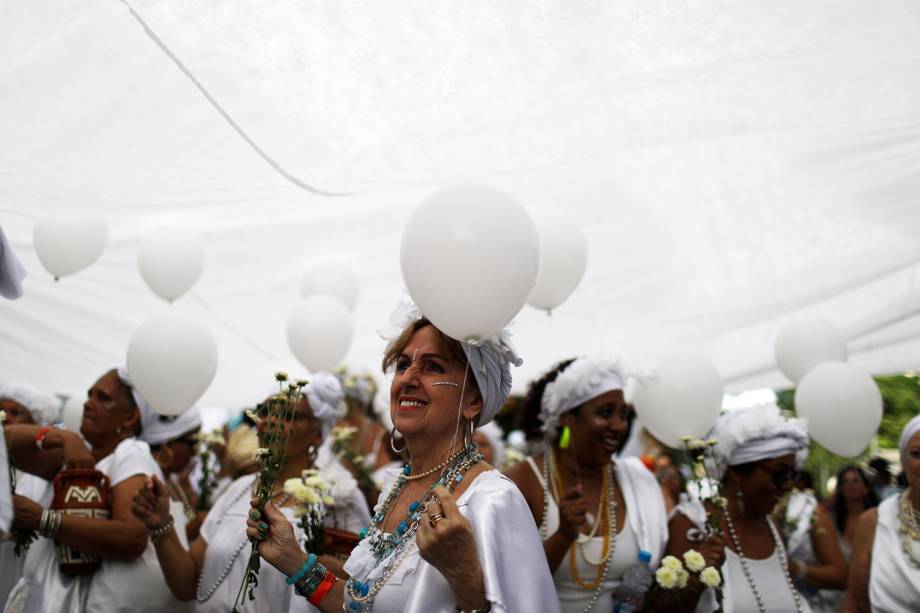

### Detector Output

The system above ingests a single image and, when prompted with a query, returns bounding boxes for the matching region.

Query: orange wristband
[35,426,52,450]
[308,573,337,605]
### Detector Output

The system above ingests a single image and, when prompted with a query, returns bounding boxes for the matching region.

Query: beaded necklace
[723,510,803,613]
[196,480,290,603]
[344,443,482,611]
[897,490,920,570]
[167,476,196,520]
[544,450,618,613]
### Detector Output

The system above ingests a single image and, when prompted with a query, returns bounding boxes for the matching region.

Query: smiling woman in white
[246,306,561,613]
[505,356,669,613]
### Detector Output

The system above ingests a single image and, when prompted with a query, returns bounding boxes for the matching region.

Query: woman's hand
[417,486,487,611]
[43,429,95,469]
[246,498,307,577]
[557,484,587,541]
[131,475,172,530]
[12,495,43,531]
[697,532,726,569]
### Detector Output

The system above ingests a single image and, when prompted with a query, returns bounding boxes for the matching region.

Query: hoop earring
[307,445,317,463]
[390,426,406,454]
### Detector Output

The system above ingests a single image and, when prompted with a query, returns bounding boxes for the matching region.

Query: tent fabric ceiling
[2,0,919,409]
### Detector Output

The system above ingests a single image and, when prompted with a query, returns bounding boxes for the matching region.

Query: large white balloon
[33,215,108,280]
[287,295,353,372]
[632,351,724,448]
[127,314,218,415]
[774,317,847,383]
[795,362,882,457]
[527,208,588,312]
[59,393,83,431]
[137,228,205,302]
[400,185,540,342]
[300,261,359,311]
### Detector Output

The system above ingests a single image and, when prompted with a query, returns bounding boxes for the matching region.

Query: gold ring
[428,512,446,527]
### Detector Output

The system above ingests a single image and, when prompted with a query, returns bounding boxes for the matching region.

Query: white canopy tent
[2,0,919,411]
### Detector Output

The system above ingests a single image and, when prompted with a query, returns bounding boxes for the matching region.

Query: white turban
[140,406,202,446]
[539,357,626,437]
[0,383,58,425]
[476,421,506,467]
[115,367,156,434]
[707,404,809,479]
[900,414,920,465]
[461,328,522,427]
[0,225,26,300]
[340,371,377,408]
[304,372,346,437]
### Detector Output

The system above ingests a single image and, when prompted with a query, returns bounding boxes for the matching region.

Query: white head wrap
[115,367,156,434]
[0,383,59,425]
[339,370,377,409]
[385,299,523,427]
[304,372,347,437]
[140,406,203,446]
[707,403,809,479]
[0,225,26,300]
[476,421,506,467]
[899,414,920,465]
[539,357,626,438]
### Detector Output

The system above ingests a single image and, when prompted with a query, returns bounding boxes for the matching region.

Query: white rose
[683,549,706,572]
[700,566,722,588]
[677,569,689,589]
[661,555,683,571]
[655,567,678,589]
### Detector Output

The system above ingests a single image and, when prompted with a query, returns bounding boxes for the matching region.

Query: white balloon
[795,362,882,457]
[300,261,359,310]
[137,228,205,302]
[400,185,540,342]
[632,351,724,448]
[127,314,218,415]
[287,295,353,372]
[527,209,587,312]
[774,317,847,383]
[33,215,108,279]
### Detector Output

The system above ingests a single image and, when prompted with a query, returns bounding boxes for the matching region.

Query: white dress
[197,461,369,613]
[5,437,192,613]
[343,469,562,613]
[869,494,920,612]
[525,456,667,613]
[0,472,50,608]
[675,499,812,613]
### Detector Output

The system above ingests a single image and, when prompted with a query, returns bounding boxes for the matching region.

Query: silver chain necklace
[723,509,803,613]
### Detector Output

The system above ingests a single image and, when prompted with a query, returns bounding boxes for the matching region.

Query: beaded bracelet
[147,516,175,542]
[286,553,317,585]
[309,572,338,605]
[455,604,492,613]
[295,563,330,600]
[35,426,52,451]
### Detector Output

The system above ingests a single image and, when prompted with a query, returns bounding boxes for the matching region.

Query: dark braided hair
[518,358,577,443]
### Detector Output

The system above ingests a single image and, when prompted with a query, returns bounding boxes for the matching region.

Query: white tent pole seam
[117,0,353,198]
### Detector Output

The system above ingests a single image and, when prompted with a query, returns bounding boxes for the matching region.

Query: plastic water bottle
[612,549,653,613]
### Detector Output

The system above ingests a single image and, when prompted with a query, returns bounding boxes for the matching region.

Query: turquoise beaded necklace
[345,443,482,611]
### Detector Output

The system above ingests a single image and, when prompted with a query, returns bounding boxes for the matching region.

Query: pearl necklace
[723,510,803,613]
[195,481,290,603]
[544,451,618,613]
[403,446,467,481]
[897,490,920,569]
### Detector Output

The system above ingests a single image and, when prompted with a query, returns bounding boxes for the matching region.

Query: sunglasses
[763,464,799,487]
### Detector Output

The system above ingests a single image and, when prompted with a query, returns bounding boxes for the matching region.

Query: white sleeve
[107,439,158,487]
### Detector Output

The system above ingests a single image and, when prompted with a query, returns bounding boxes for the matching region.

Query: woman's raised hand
[246,498,308,577]
[557,484,588,541]
[131,475,172,530]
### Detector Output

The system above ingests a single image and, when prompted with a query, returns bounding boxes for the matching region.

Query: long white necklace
[724,510,803,613]
[195,480,290,602]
